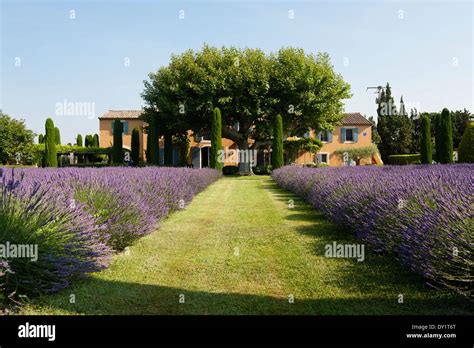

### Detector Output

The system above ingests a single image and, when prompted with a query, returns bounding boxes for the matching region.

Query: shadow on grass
[24,277,472,316]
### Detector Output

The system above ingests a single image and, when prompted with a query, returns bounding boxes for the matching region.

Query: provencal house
[99,110,382,168]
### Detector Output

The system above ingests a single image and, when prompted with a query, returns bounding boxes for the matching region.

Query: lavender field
[272,165,473,297]
[0,167,221,299]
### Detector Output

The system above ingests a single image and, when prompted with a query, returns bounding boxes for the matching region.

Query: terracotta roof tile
[99,110,143,119]
[341,113,372,125]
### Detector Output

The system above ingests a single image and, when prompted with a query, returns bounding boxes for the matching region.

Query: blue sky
[1,0,472,144]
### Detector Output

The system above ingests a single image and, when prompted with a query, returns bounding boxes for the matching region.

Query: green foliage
[253,165,272,175]
[38,134,44,144]
[85,135,94,148]
[44,118,57,167]
[0,112,36,165]
[93,134,99,147]
[222,165,239,175]
[284,137,322,163]
[420,116,432,164]
[147,114,160,165]
[76,134,83,147]
[335,144,379,165]
[142,45,351,175]
[272,114,284,169]
[173,135,190,167]
[387,154,421,165]
[437,108,453,164]
[376,85,414,162]
[112,119,123,164]
[210,108,223,170]
[458,122,474,163]
[131,128,140,164]
[164,133,173,166]
[54,127,61,145]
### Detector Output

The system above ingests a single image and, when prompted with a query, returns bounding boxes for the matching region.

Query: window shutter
[316,153,321,164]
[341,128,346,142]
[112,120,115,133]
[317,132,322,141]
[353,128,359,142]
[328,131,333,143]
[159,148,164,166]
[123,121,128,135]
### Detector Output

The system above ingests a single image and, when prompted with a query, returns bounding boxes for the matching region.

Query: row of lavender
[0,167,220,298]
[272,165,473,297]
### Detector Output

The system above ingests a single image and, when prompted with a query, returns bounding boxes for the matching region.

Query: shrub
[112,120,123,164]
[458,122,474,163]
[437,108,454,164]
[272,114,284,169]
[387,154,420,165]
[0,169,111,297]
[420,116,432,164]
[210,108,223,170]
[253,165,272,175]
[76,134,83,147]
[223,165,239,175]
[54,127,61,145]
[272,165,473,297]
[44,118,57,167]
[0,167,221,299]
[131,128,140,165]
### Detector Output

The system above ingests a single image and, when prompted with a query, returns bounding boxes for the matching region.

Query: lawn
[19,176,471,315]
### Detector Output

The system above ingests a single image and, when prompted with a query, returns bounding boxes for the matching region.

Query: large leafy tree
[142,45,351,174]
[0,111,35,165]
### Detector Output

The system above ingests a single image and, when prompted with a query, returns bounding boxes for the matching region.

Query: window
[316,152,329,165]
[345,128,354,142]
[320,153,328,164]
[320,131,329,142]
[342,127,358,142]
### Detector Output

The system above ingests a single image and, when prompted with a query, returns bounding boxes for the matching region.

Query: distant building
[99,110,382,167]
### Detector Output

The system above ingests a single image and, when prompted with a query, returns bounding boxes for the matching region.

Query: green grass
[19,176,472,315]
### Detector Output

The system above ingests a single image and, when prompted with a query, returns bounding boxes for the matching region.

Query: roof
[341,113,372,126]
[99,110,372,126]
[99,110,143,120]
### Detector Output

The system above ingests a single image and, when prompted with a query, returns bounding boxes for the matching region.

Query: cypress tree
[112,120,123,164]
[76,134,83,147]
[434,113,441,161]
[44,118,57,167]
[54,127,61,145]
[458,122,474,163]
[164,132,173,166]
[93,134,99,147]
[38,134,44,144]
[272,114,284,169]
[437,108,453,163]
[420,116,432,164]
[210,107,223,170]
[148,116,159,165]
[131,127,140,165]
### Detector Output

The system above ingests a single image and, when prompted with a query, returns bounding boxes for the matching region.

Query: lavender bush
[0,167,220,298]
[272,165,473,297]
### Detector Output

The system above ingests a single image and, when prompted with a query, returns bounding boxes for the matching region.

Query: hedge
[387,154,421,165]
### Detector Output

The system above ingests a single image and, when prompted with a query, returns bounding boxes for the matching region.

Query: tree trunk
[237,139,252,175]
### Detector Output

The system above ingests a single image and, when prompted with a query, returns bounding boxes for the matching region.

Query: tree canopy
[0,111,36,165]
[142,45,351,173]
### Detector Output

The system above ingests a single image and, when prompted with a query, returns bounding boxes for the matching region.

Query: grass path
[21,176,471,315]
